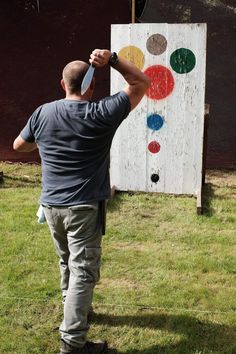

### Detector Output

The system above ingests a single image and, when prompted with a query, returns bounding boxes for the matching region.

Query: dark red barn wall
[1,0,235,169]
[0,0,131,162]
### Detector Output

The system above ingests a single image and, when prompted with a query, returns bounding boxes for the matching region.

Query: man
[13,49,150,354]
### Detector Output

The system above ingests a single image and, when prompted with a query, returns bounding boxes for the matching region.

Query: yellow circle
[118,46,145,70]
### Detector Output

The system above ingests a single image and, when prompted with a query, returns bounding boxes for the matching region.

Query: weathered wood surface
[110,23,207,195]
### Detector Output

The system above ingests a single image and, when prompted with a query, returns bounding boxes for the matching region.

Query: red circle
[148,141,161,154]
[144,65,175,100]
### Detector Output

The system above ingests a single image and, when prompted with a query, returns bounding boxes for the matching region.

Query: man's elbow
[144,75,151,90]
[139,76,151,98]
[13,138,21,151]
[13,136,37,152]
[13,144,25,152]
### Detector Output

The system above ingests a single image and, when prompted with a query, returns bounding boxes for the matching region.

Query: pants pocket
[84,247,101,283]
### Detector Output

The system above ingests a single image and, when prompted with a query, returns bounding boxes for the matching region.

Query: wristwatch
[108,52,118,66]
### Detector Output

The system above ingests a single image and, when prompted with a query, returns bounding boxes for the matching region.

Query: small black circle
[151,174,159,183]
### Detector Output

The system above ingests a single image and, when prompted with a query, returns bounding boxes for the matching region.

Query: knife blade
[81,65,95,95]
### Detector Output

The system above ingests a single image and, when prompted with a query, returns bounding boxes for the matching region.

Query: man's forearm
[113,56,150,89]
[112,55,151,110]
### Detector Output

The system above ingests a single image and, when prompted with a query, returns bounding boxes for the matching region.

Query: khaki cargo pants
[43,202,102,348]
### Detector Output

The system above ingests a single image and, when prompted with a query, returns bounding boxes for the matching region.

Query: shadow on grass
[107,192,126,213]
[92,312,236,353]
[0,173,41,188]
[202,183,215,216]
[202,181,236,217]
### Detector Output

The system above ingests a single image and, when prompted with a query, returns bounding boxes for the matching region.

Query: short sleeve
[20,106,42,142]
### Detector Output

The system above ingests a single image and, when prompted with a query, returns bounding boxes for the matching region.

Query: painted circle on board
[144,65,174,100]
[118,45,145,70]
[148,140,161,154]
[170,48,196,74]
[147,114,164,131]
[146,33,167,55]
[151,173,160,183]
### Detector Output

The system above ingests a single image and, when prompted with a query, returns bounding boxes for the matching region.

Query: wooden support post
[202,104,210,186]
[197,103,210,215]
[196,189,202,215]
[132,0,136,23]
[110,185,116,200]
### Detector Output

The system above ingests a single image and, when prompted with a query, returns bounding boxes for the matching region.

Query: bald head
[62,61,89,94]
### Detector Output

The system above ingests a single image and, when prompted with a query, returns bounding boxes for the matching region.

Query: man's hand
[89,49,111,68]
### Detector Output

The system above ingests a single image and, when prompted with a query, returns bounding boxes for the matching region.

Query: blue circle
[147,114,164,131]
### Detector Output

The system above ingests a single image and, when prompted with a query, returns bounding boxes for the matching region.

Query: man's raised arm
[89,49,151,111]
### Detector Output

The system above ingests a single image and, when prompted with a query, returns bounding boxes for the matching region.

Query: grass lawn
[0,162,235,353]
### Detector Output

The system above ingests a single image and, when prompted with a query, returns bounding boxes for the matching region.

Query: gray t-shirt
[20,91,130,205]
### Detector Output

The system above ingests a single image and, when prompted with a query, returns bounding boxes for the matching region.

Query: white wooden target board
[110,23,207,196]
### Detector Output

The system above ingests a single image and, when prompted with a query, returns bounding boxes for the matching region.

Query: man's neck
[65,92,92,101]
[65,94,84,101]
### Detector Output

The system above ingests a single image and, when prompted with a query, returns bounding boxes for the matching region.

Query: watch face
[109,52,118,65]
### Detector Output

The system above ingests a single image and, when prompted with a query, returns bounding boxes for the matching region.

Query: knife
[81,65,95,95]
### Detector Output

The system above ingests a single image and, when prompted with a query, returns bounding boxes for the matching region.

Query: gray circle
[146,34,167,55]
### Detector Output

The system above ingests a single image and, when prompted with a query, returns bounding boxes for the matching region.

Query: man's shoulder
[99,91,129,104]
[87,91,131,126]
[41,99,62,110]
[94,91,130,112]
[29,100,63,124]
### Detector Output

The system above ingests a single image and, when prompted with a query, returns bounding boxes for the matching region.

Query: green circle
[170,48,196,74]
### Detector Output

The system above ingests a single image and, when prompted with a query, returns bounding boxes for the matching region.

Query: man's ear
[61,79,66,92]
